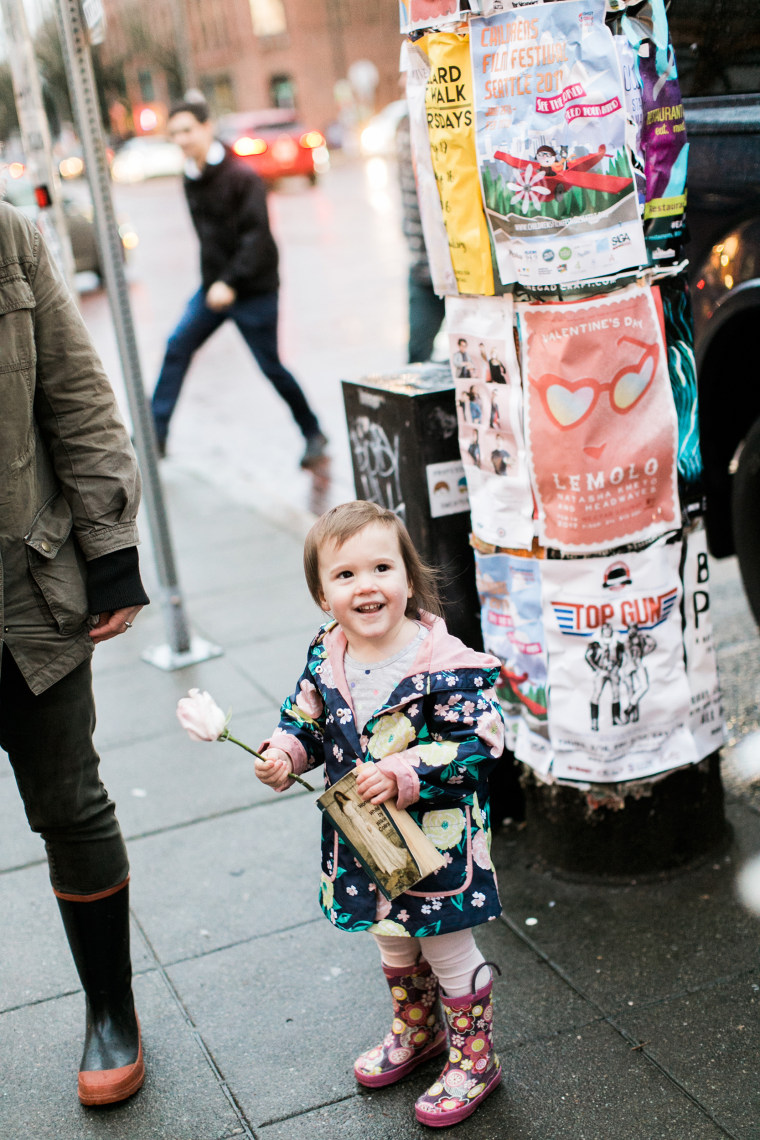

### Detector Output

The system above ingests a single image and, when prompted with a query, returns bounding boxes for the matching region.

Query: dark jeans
[408,273,447,364]
[152,287,320,445]
[0,648,128,895]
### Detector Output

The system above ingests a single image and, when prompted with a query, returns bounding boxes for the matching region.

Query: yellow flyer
[419,32,495,296]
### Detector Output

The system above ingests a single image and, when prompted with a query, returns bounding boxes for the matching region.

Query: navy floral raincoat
[266,613,505,938]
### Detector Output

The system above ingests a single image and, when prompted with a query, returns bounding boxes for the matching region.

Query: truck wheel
[731,414,760,628]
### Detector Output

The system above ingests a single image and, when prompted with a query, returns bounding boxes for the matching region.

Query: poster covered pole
[397,0,727,876]
[52,0,221,670]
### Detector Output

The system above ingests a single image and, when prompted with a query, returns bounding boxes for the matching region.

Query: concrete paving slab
[187,577,322,650]
[492,802,760,1011]
[0,970,245,1140]
[127,792,323,963]
[368,1019,729,1140]
[150,464,302,554]
[164,919,463,1130]
[474,917,596,1045]
[92,653,273,752]
[167,915,596,1134]
[618,974,760,1139]
[97,708,283,839]
[169,921,729,1140]
[0,863,154,1010]
[226,629,323,708]
[163,529,306,601]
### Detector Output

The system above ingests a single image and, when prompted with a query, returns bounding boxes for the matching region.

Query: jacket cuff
[375,753,421,810]
[86,547,150,613]
[262,730,309,774]
[77,521,141,560]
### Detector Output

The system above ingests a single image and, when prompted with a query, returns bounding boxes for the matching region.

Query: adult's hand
[206,281,237,311]
[89,605,144,644]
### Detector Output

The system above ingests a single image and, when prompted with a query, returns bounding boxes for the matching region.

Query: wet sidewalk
[1,461,759,1140]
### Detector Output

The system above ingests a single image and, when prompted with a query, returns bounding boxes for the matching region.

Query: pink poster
[399,0,464,34]
[519,285,679,552]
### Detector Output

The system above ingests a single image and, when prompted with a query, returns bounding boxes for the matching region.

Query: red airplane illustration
[493,145,632,198]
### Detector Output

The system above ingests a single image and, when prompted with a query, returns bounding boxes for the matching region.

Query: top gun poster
[470,0,646,285]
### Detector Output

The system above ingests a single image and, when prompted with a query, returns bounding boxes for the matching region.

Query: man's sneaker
[300,432,328,469]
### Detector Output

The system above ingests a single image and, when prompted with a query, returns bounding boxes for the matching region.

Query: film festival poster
[470,0,646,286]
[446,294,535,548]
[518,284,680,553]
[540,542,698,784]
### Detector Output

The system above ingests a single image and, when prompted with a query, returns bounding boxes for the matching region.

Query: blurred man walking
[152,99,328,467]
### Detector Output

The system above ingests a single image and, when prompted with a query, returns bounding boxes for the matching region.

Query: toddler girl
[255,500,505,1128]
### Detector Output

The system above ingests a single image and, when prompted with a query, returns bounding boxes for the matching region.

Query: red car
[216,109,327,185]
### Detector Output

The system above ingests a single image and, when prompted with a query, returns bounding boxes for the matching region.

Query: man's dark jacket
[183,147,279,296]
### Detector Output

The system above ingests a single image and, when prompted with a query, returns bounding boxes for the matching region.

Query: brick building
[102,0,402,137]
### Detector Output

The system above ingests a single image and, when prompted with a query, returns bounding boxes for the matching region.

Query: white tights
[373,929,487,998]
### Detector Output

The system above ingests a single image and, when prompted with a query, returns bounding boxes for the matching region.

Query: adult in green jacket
[0,201,149,1105]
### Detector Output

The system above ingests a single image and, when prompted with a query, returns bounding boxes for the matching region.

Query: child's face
[317,522,414,661]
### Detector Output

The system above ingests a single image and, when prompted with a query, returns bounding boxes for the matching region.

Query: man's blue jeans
[152,288,320,446]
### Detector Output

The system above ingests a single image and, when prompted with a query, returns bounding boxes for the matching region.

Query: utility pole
[52,0,221,670]
[0,0,76,290]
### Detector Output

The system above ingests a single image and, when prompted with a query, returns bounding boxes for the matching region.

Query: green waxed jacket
[0,202,142,693]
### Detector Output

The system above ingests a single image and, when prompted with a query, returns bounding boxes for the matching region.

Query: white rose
[176,689,226,741]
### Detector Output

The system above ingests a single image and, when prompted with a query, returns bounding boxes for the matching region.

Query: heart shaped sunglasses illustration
[532,337,660,430]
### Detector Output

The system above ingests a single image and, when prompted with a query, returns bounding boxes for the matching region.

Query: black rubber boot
[56,880,144,1105]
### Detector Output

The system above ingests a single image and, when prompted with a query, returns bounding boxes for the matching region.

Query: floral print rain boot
[354,958,447,1088]
[414,963,501,1128]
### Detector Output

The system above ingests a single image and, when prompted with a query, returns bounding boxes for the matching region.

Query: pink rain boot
[415,962,502,1128]
[354,958,447,1088]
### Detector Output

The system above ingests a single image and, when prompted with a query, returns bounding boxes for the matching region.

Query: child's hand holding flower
[254,747,294,791]
[176,689,313,790]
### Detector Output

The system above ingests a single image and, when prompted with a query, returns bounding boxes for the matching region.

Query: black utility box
[342,364,482,650]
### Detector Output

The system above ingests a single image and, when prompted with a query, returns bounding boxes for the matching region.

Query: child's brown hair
[304,500,443,619]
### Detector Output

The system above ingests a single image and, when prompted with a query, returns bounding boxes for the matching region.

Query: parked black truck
[669,0,760,620]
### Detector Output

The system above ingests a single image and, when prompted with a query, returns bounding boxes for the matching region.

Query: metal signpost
[52,0,221,670]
